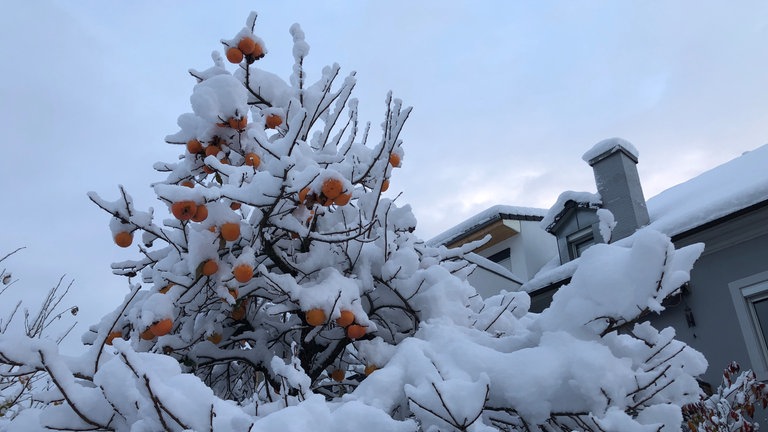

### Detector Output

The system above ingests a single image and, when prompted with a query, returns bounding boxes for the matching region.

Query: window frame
[487,248,511,268]
[729,270,768,380]
[567,227,595,260]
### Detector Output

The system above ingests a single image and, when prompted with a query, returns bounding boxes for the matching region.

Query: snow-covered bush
[683,362,768,432]
[0,13,711,431]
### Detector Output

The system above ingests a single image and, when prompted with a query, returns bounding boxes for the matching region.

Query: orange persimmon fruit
[335,310,355,327]
[364,364,378,375]
[250,42,264,59]
[226,46,244,63]
[186,139,203,154]
[230,201,242,210]
[334,192,352,206]
[220,222,240,242]
[381,179,390,192]
[233,264,253,283]
[150,318,173,337]
[231,303,246,320]
[244,153,260,168]
[207,333,223,344]
[346,324,366,340]
[298,187,311,203]
[202,259,219,276]
[265,114,282,129]
[114,231,133,248]
[140,328,155,340]
[159,283,174,294]
[305,308,326,327]
[389,153,401,168]
[191,204,208,222]
[321,178,344,200]
[171,201,198,220]
[331,369,345,382]
[238,37,257,55]
[228,116,247,130]
[205,145,221,157]
[105,331,122,345]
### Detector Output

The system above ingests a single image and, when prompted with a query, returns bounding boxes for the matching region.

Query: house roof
[428,205,547,247]
[645,144,768,238]
[523,143,768,293]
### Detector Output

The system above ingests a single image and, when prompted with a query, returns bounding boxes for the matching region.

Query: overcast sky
[2,1,767,346]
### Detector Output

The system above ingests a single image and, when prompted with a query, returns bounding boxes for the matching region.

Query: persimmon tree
[83,11,420,400]
[0,13,714,432]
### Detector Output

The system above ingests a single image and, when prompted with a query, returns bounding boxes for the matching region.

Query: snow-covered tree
[85,11,415,401]
[0,248,77,422]
[0,13,711,431]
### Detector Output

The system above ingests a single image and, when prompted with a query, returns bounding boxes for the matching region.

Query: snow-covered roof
[646,144,768,238]
[540,191,601,231]
[581,137,640,164]
[524,143,768,293]
[428,205,548,246]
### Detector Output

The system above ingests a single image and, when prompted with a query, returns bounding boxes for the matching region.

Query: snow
[189,74,249,124]
[522,257,580,293]
[428,204,548,247]
[581,136,640,164]
[596,208,616,242]
[646,143,768,237]
[537,229,704,333]
[464,252,525,285]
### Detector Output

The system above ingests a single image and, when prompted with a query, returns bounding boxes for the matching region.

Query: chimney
[582,138,650,241]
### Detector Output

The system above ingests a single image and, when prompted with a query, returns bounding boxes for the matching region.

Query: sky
[1,1,767,348]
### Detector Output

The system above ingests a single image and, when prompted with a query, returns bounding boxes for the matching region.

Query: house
[432,138,768,388]
[427,205,557,299]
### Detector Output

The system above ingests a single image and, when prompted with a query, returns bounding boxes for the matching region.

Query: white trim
[729,270,768,380]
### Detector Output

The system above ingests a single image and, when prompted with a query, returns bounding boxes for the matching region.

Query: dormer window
[567,227,595,259]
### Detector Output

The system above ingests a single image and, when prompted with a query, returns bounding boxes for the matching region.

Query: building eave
[429,206,545,247]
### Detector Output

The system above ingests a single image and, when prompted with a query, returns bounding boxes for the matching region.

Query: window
[567,227,595,260]
[487,248,511,269]
[729,271,768,380]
